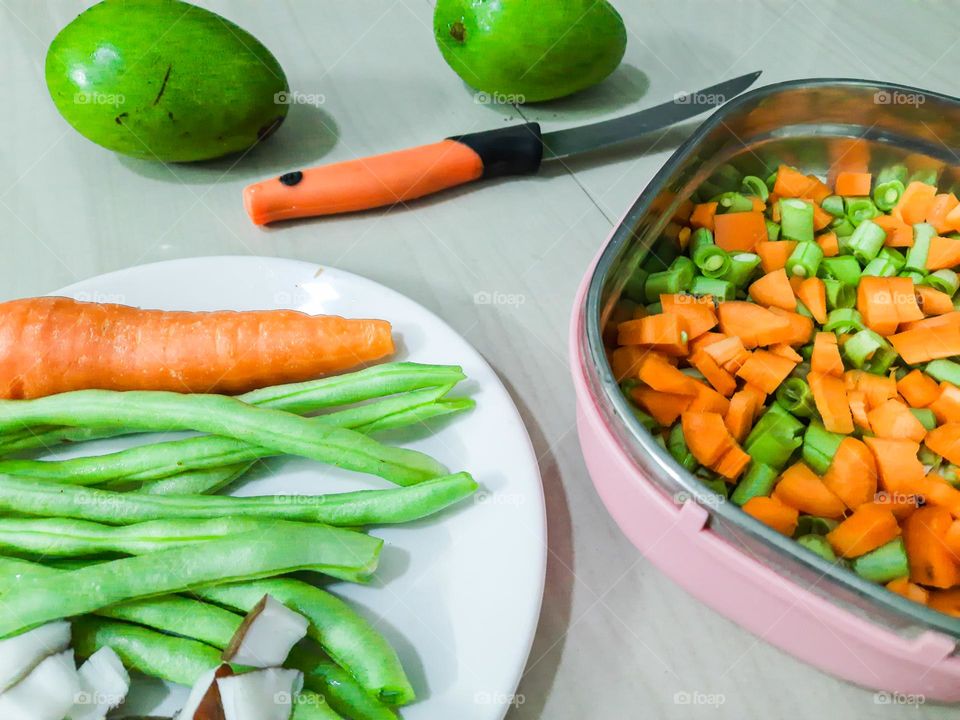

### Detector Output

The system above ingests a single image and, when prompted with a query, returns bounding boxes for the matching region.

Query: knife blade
[243,71,761,225]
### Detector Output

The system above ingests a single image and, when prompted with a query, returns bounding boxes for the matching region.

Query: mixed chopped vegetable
[610,161,960,617]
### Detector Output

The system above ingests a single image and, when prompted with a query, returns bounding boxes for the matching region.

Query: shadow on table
[495,376,575,720]
[115,102,340,185]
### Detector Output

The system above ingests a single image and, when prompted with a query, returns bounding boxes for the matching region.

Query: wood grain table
[1,1,957,718]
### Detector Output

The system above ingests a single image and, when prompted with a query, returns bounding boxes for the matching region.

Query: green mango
[433,0,627,103]
[45,0,289,162]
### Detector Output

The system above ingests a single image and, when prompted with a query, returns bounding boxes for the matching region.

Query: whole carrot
[0,296,394,398]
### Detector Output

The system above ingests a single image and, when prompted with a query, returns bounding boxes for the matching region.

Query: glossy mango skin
[45,0,289,162]
[433,0,627,103]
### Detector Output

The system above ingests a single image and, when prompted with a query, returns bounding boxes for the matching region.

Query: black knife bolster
[448,123,543,178]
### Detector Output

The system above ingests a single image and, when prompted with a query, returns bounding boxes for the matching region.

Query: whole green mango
[434,0,627,103]
[45,0,289,162]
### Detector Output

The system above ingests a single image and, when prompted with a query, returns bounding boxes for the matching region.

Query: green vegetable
[905,223,936,272]
[0,521,382,637]
[820,255,862,287]
[819,195,845,217]
[920,269,959,296]
[785,241,823,278]
[861,257,897,278]
[802,421,844,475]
[743,404,803,470]
[795,516,838,536]
[823,308,865,334]
[797,534,838,562]
[925,359,960,386]
[910,407,937,431]
[690,275,736,300]
[740,175,769,201]
[851,538,909,583]
[730,462,777,505]
[289,648,399,720]
[848,219,886,264]
[45,0,289,162]
[667,424,698,471]
[843,329,888,370]
[780,198,815,242]
[714,192,754,214]
[433,0,626,102]
[0,473,477,527]
[775,377,817,418]
[873,180,905,212]
[823,279,855,310]
[140,462,256,496]
[844,197,879,226]
[0,390,447,486]
[720,252,761,287]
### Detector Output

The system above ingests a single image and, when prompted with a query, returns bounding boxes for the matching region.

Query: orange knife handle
[243,123,543,224]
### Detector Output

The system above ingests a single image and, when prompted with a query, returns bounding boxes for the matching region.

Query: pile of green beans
[0,361,480,716]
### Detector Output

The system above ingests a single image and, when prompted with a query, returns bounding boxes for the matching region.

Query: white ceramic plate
[53,256,546,720]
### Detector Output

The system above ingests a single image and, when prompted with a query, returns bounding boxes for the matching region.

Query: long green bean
[138,461,256,495]
[0,523,382,637]
[72,618,343,720]
[0,362,465,456]
[197,578,414,705]
[0,390,446,486]
[288,647,399,720]
[0,472,477,527]
[0,517,378,577]
[141,398,474,496]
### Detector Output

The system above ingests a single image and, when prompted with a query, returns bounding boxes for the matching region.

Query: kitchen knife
[243,71,761,225]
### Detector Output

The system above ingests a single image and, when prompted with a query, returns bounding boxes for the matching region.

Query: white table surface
[1,1,958,718]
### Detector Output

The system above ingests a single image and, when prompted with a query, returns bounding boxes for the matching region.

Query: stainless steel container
[570,79,960,700]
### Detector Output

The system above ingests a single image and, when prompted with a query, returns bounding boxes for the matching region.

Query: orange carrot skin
[0,297,394,398]
[742,496,799,536]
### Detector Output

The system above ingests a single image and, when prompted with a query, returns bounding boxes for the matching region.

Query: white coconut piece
[222,595,309,668]
[0,620,72,692]
[217,667,303,720]
[0,649,81,720]
[67,646,130,720]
